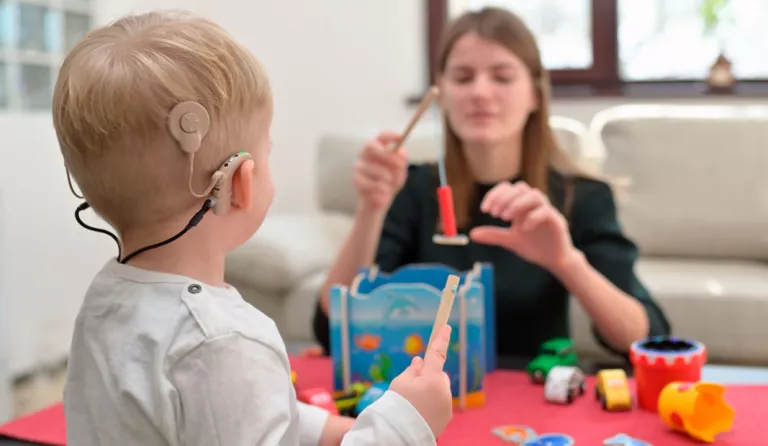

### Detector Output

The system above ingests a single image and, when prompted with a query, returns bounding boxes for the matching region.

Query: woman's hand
[469,181,579,274]
[353,132,408,212]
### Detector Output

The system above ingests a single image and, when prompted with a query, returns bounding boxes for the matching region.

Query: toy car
[526,338,578,384]
[544,366,585,404]
[595,369,632,411]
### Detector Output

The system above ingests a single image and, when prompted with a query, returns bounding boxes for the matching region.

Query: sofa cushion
[571,257,768,364]
[316,124,441,216]
[226,213,353,295]
[317,116,589,216]
[593,104,768,260]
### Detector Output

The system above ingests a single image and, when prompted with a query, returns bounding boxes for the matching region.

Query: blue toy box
[329,262,495,408]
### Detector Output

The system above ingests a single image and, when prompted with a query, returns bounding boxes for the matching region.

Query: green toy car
[526,338,578,384]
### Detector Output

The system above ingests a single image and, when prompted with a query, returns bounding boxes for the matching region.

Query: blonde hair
[53,10,272,233]
[437,7,601,228]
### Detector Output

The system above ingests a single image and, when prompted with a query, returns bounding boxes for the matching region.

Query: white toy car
[544,365,586,404]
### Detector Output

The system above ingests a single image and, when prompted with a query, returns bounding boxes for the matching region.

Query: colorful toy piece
[595,369,632,411]
[297,388,339,415]
[290,370,297,386]
[355,381,389,415]
[432,183,469,246]
[544,365,585,404]
[657,381,734,443]
[603,433,653,445]
[526,338,578,383]
[333,382,369,416]
[491,425,537,443]
[522,433,575,446]
[629,336,706,412]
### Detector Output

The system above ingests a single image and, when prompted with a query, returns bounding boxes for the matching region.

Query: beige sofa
[572,104,768,365]
[226,107,768,365]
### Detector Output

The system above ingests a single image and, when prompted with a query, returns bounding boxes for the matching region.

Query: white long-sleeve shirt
[65,260,434,445]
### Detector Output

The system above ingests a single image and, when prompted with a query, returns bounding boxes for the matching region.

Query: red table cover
[290,356,766,446]
[1,356,765,445]
[0,404,65,445]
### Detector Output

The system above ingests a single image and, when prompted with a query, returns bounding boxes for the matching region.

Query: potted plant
[699,0,735,91]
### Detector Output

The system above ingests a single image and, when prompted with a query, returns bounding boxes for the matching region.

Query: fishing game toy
[393,86,468,246]
[328,262,495,409]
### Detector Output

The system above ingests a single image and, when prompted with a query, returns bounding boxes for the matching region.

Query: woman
[312,7,670,358]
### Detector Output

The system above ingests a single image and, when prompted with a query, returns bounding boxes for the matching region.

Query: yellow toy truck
[595,369,632,411]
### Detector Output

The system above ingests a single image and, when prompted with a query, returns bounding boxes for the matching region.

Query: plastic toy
[526,338,578,383]
[332,382,369,416]
[603,433,653,445]
[595,369,632,411]
[658,381,734,443]
[290,370,296,386]
[629,336,706,412]
[297,388,339,415]
[299,382,377,417]
[355,381,389,415]
[329,262,495,410]
[521,433,575,446]
[544,366,585,404]
[491,425,537,443]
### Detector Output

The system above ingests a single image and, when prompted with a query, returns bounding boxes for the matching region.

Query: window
[618,0,768,81]
[426,0,768,96]
[455,0,594,70]
[0,0,94,111]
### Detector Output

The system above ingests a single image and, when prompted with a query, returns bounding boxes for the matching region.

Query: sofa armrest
[226,212,353,295]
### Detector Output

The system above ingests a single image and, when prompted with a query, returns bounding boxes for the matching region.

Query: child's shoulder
[83,260,284,357]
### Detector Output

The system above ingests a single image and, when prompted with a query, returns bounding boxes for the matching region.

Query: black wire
[75,202,122,260]
[74,199,215,264]
[119,199,214,263]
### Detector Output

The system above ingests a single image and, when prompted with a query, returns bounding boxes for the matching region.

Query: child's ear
[231,159,255,212]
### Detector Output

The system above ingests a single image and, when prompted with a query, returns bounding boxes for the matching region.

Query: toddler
[54,10,452,446]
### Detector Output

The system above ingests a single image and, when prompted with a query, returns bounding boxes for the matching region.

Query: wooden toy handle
[437,185,457,237]
[428,274,460,349]
[391,86,439,152]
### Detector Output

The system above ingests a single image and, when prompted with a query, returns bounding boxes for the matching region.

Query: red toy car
[297,388,339,415]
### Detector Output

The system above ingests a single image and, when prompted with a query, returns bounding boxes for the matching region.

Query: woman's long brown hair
[437,7,565,229]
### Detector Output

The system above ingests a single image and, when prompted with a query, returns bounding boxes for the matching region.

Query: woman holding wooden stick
[312,7,670,358]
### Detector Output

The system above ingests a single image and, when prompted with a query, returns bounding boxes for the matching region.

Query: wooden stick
[340,287,351,390]
[428,274,460,349]
[459,285,467,409]
[391,85,440,152]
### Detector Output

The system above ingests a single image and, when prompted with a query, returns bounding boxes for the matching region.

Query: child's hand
[388,325,453,438]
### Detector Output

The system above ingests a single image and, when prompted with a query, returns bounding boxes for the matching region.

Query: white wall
[1,0,767,384]
[207,0,427,213]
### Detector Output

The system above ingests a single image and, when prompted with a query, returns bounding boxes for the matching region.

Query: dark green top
[313,164,670,357]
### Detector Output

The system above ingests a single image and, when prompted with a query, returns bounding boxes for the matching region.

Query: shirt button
[188,284,202,294]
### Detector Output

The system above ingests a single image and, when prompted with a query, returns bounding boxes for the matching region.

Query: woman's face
[439,32,538,146]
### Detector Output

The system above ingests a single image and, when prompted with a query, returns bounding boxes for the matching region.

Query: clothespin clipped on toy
[391,86,468,247]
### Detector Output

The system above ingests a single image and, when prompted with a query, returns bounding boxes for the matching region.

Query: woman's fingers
[481,181,527,219]
[500,189,547,222]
